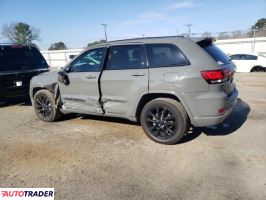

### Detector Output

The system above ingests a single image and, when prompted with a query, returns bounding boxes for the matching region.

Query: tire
[140,98,190,145]
[33,89,62,122]
[251,66,266,72]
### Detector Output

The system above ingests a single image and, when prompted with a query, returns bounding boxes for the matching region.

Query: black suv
[0,44,48,99]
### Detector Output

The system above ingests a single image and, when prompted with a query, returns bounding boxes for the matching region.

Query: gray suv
[30,36,238,144]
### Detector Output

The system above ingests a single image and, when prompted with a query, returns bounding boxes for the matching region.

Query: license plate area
[15,81,23,87]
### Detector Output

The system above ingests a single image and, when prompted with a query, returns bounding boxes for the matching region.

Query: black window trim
[105,44,148,70]
[67,47,107,73]
[144,43,190,68]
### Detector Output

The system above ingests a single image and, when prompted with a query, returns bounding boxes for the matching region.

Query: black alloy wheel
[140,98,189,145]
[145,106,178,140]
[33,89,62,122]
[35,93,53,120]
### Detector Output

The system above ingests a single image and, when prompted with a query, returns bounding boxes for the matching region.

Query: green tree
[48,42,67,50]
[87,39,106,48]
[2,22,40,45]
[252,18,266,30]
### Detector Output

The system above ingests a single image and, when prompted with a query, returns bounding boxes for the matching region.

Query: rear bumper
[0,69,48,99]
[192,105,234,127]
[0,86,30,98]
[188,89,238,127]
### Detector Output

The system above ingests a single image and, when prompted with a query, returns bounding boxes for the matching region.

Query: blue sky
[0,0,265,50]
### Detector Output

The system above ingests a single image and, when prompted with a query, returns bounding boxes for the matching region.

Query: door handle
[86,75,96,79]
[131,73,145,77]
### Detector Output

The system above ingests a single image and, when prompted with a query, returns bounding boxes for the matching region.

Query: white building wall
[41,49,84,68]
[215,37,266,55]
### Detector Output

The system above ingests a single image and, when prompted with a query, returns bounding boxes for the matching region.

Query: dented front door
[59,48,106,114]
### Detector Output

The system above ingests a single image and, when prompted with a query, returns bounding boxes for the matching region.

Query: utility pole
[252,28,257,53]
[101,24,108,42]
[140,34,145,38]
[185,24,193,37]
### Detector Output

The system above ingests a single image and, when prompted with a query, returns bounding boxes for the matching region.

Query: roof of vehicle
[0,43,37,48]
[108,36,208,44]
[87,36,212,49]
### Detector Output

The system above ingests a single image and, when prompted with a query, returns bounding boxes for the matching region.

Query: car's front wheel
[33,89,62,122]
[140,98,190,145]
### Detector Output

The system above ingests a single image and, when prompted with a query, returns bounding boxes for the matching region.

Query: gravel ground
[0,73,265,200]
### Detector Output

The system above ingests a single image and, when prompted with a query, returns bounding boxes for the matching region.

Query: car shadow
[59,113,139,125]
[58,98,250,144]
[179,98,250,143]
[0,97,32,108]
[179,127,203,144]
[81,114,139,125]
[202,98,250,136]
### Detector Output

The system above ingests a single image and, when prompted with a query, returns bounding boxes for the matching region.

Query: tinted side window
[70,48,106,72]
[230,55,240,60]
[198,40,231,65]
[108,45,144,70]
[244,55,257,60]
[145,44,188,68]
[238,54,246,60]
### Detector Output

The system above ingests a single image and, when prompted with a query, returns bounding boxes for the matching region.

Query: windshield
[0,46,48,71]
[198,40,231,65]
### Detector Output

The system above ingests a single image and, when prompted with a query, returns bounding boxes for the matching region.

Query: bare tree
[2,22,40,45]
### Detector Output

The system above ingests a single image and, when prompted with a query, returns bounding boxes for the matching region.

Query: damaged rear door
[100,44,148,116]
[58,47,106,114]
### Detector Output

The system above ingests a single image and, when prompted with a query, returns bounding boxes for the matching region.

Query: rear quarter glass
[197,40,231,66]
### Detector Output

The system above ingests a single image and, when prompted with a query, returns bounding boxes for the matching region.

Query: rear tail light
[218,108,225,115]
[201,68,233,84]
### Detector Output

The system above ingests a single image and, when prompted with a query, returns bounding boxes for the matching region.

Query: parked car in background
[0,44,48,99]
[229,53,266,72]
[30,37,238,144]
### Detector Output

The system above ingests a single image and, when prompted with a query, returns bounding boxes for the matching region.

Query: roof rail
[108,35,185,43]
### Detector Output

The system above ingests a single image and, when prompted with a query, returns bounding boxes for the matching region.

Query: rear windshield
[0,46,48,71]
[198,40,231,65]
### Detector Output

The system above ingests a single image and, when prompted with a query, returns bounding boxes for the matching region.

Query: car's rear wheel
[250,66,266,72]
[34,89,62,122]
[140,98,190,145]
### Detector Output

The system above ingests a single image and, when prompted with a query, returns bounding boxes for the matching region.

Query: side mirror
[58,71,70,85]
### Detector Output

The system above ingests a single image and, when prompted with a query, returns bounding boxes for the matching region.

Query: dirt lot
[0,73,265,200]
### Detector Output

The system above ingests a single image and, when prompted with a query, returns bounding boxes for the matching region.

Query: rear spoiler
[197,38,216,47]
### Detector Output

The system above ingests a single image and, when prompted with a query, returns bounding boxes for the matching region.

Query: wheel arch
[31,83,61,107]
[134,92,193,123]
